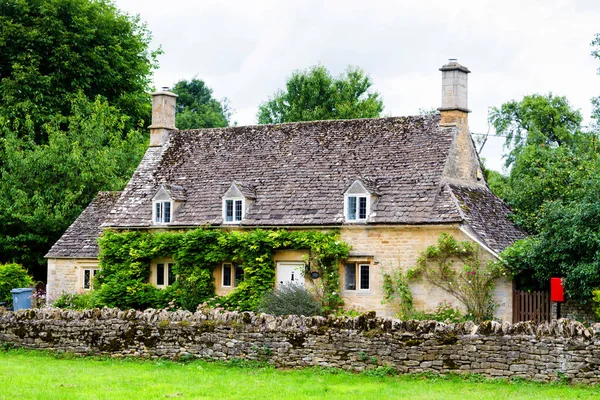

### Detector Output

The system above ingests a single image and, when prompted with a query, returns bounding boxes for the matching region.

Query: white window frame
[343,262,370,291]
[344,194,370,222]
[82,268,100,290]
[221,262,244,288]
[222,197,245,224]
[153,200,173,224]
[152,261,175,289]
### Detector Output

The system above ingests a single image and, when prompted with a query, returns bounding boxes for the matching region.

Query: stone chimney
[438,60,483,184]
[149,88,177,147]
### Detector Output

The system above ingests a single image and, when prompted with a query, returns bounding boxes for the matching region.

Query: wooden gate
[512,290,551,324]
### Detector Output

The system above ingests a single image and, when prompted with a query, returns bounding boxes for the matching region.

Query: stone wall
[1,308,599,384]
[552,300,596,325]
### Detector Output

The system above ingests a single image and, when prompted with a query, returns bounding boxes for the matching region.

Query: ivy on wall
[96,228,349,312]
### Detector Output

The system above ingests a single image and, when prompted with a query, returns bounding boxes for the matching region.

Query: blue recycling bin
[11,288,33,311]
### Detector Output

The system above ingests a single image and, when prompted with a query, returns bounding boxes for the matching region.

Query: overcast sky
[114,0,600,172]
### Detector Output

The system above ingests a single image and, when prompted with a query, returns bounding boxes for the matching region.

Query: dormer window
[154,200,172,224]
[222,182,254,224]
[224,198,244,223]
[344,179,376,222]
[152,184,186,225]
[347,195,368,221]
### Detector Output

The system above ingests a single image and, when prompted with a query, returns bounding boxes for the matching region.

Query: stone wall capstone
[1,307,600,384]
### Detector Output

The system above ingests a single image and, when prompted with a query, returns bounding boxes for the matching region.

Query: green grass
[1,348,599,399]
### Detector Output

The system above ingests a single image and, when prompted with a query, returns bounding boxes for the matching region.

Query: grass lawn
[1,348,599,399]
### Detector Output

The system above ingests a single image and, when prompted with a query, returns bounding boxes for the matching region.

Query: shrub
[0,263,34,306]
[411,301,467,323]
[53,292,99,310]
[258,283,322,316]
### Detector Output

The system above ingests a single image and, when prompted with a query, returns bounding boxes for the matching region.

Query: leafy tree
[0,95,146,278]
[0,0,159,138]
[489,93,583,167]
[171,78,231,129]
[501,198,600,301]
[257,65,384,124]
[488,93,597,233]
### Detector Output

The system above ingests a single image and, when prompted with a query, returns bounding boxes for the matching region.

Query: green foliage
[0,0,159,137]
[489,93,583,168]
[257,65,384,124]
[0,263,33,305]
[488,93,600,234]
[258,283,322,316]
[0,96,146,277]
[52,291,99,310]
[591,289,600,321]
[500,199,600,301]
[171,78,231,129]
[411,233,507,322]
[96,228,349,312]
[410,300,467,323]
[382,268,414,319]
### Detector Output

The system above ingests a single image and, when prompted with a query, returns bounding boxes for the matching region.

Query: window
[223,198,244,223]
[346,195,368,221]
[154,201,172,224]
[222,263,244,287]
[83,268,99,290]
[344,263,370,290]
[155,262,175,287]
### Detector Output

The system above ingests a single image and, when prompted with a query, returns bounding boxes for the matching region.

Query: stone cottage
[46,60,524,320]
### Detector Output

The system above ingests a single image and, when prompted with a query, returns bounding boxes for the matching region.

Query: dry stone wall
[1,308,600,384]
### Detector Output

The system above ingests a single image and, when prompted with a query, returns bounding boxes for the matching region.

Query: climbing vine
[381,268,414,319]
[410,233,508,322]
[96,228,349,312]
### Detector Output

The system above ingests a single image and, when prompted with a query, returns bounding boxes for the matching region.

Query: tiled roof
[104,115,463,227]
[47,115,525,258]
[449,184,526,254]
[45,191,122,258]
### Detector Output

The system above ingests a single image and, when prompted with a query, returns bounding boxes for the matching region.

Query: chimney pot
[438,59,471,113]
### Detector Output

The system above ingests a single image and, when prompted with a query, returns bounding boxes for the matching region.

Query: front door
[276,262,305,287]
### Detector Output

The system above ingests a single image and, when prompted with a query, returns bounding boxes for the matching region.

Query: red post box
[550,277,565,302]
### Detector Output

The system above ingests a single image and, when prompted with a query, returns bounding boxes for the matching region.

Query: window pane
[157,263,165,286]
[345,263,356,290]
[163,202,171,223]
[223,263,232,286]
[347,197,357,220]
[155,202,162,223]
[93,269,99,276]
[234,264,244,287]
[358,197,367,220]
[84,269,91,289]
[225,200,233,222]
[235,200,243,221]
[167,263,175,285]
[360,264,370,290]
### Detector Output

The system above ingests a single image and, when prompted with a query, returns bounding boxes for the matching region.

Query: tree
[0,0,159,138]
[488,93,596,233]
[171,79,231,129]
[489,93,583,167]
[501,198,600,301]
[0,95,146,279]
[257,65,384,124]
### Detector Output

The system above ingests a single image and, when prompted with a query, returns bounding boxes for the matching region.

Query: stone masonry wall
[1,308,600,384]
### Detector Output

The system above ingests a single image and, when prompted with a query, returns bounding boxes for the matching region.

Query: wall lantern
[310,271,320,279]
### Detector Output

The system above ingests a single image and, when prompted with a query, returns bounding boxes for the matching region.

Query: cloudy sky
[114,0,600,172]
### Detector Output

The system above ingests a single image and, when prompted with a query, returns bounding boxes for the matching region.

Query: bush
[53,292,99,310]
[0,263,34,306]
[258,283,322,316]
[411,301,467,323]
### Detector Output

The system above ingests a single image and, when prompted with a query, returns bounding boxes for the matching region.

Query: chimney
[438,59,470,124]
[149,88,177,147]
[438,60,483,184]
